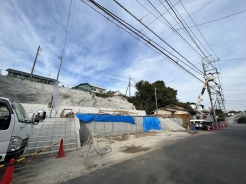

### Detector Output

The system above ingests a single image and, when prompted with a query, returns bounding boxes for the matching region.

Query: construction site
[1,0,245,183]
[0,73,198,184]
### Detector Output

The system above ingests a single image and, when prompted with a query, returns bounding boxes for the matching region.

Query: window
[0,103,11,130]
[12,101,29,122]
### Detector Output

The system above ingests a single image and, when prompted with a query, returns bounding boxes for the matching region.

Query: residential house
[154,106,190,123]
[113,90,122,96]
[6,68,56,85]
[72,83,106,93]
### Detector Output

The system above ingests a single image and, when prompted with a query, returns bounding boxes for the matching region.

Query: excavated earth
[0,75,135,110]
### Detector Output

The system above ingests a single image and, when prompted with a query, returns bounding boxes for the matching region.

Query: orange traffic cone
[56,139,66,158]
[216,124,219,130]
[1,158,14,184]
[207,126,210,131]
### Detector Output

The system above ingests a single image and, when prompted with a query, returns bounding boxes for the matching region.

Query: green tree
[238,116,246,124]
[215,109,225,120]
[128,80,178,114]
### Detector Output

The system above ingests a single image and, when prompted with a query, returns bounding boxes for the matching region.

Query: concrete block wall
[79,117,185,141]
[79,117,143,141]
[25,117,80,155]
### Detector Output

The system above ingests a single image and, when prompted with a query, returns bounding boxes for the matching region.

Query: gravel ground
[2,131,196,184]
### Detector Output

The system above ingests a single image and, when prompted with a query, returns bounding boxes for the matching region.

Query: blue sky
[0,0,246,111]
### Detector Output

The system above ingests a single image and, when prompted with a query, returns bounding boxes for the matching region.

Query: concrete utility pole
[202,60,218,126]
[30,45,41,79]
[125,77,131,97]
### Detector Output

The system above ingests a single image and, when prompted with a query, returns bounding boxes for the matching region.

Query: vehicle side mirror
[34,110,46,124]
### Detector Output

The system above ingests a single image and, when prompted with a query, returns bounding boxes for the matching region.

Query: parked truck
[190,75,215,130]
[0,97,45,163]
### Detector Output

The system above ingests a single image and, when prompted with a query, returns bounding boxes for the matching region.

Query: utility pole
[202,60,218,126]
[49,56,62,118]
[155,88,158,116]
[30,45,41,79]
[125,77,131,97]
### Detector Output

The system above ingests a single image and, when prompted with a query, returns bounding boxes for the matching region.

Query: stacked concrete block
[79,116,144,142]
[25,118,80,155]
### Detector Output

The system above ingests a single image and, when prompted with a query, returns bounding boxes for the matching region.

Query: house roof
[74,83,106,90]
[6,68,56,82]
[159,107,188,112]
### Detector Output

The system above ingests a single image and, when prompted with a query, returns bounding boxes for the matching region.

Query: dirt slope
[0,75,135,110]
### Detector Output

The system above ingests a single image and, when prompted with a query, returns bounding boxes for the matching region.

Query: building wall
[8,71,54,85]
[79,84,92,91]
[154,110,172,117]
[173,114,190,124]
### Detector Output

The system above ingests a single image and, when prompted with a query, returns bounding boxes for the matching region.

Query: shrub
[238,116,246,124]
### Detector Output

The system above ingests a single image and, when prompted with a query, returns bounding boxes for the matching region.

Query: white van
[0,97,45,163]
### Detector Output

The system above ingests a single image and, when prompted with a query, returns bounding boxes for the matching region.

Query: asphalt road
[63,124,246,184]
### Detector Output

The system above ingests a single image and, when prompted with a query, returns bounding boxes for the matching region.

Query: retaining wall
[79,117,185,141]
[79,117,143,141]
[24,113,184,154]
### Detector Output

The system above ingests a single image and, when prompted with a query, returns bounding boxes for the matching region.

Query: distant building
[154,106,189,117]
[72,83,106,93]
[6,68,56,85]
[226,110,240,117]
[113,90,122,96]
[153,106,190,123]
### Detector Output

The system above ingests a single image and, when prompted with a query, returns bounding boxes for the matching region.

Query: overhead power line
[180,1,219,60]
[151,0,216,40]
[82,0,204,82]
[113,0,204,76]
[136,0,180,31]
[164,0,209,61]
[148,0,208,63]
[177,8,246,30]
[61,0,72,57]
[57,0,72,82]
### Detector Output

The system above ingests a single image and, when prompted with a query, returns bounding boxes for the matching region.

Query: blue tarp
[76,114,135,124]
[143,117,162,132]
